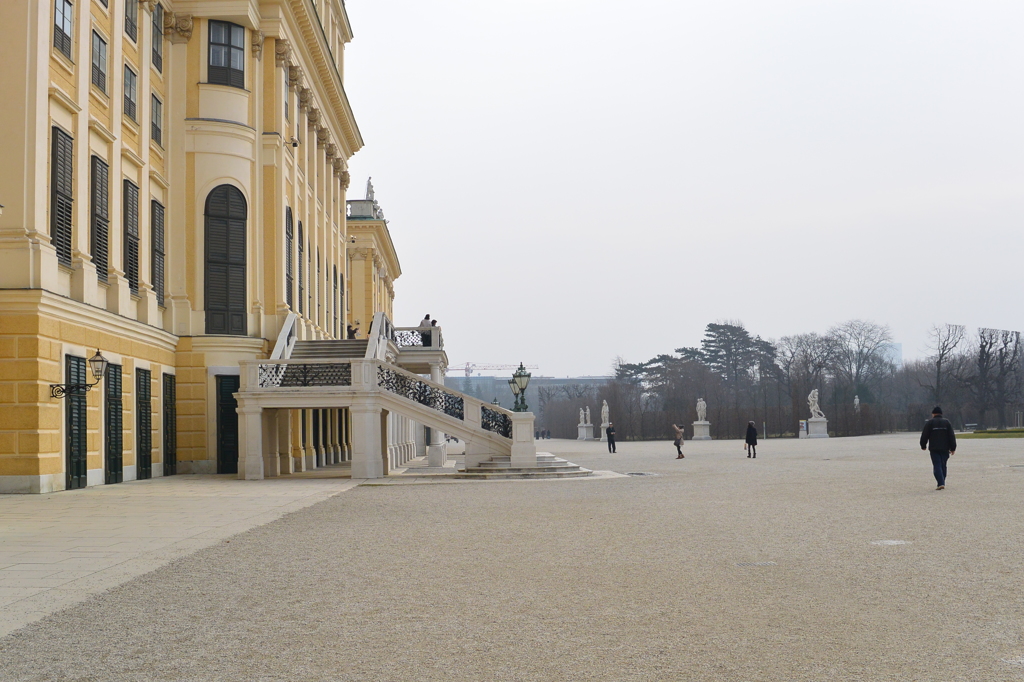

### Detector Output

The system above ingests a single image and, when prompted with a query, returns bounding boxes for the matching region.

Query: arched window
[205,185,247,335]
[285,207,294,309]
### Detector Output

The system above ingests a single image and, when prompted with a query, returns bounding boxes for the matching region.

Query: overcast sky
[343,0,1024,378]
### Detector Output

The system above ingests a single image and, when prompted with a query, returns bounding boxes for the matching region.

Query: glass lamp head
[88,350,109,382]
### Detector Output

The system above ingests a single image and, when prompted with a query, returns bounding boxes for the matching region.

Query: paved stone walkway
[1,433,1022,681]
[0,470,362,637]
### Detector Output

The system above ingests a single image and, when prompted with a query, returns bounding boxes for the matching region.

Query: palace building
[0,0,538,493]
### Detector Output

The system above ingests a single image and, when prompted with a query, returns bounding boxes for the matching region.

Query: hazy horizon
[343,0,1024,378]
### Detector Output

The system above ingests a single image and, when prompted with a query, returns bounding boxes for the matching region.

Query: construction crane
[448,363,539,378]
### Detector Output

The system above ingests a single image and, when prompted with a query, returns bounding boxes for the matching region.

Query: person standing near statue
[671,424,685,458]
[920,406,956,490]
[745,421,758,458]
[606,422,616,453]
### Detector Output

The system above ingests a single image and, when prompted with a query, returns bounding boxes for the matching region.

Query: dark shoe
[747,454,751,458]
[936,485,945,490]
[676,455,684,459]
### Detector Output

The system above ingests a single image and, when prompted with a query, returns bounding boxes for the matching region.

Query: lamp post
[51,349,109,399]
[511,362,532,412]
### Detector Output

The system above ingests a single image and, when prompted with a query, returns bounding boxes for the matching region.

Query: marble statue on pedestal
[578,406,594,441]
[692,397,711,440]
[854,395,860,412]
[600,400,610,442]
[808,389,825,419]
[807,389,829,438]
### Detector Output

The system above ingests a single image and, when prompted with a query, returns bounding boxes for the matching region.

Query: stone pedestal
[692,421,711,440]
[577,424,594,440]
[807,417,829,438]
[426,444,447,467]
[600,422,610,442]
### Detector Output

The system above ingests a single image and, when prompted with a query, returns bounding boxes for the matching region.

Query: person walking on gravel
[920,406,956,490]
[606,422,616,453]
[672,424,685,458]
[745,421,758,458]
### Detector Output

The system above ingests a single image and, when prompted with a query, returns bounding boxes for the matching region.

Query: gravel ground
[1,433,1023,681]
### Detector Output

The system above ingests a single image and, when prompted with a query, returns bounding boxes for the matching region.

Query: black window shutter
[50,128,73,267]
[123,181,139,294]
[297,222,304,314]
[91,156,110,282]
[152,4,163,72]
[163,373,176,475]
[205,185,247,335]
[151,201,165,306]
[285,208,294,309]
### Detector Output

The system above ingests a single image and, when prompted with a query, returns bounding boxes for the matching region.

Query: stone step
[472,465,582,472]
[291,340,368,359]
[453,468,593,480]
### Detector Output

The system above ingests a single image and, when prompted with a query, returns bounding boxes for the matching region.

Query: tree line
[538,320,1023,440]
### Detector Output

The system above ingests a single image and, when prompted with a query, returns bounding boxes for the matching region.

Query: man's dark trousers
[607,437,615,453]
[930,451,950,486]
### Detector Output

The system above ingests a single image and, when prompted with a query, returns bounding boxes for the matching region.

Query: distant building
[882,343,903,366]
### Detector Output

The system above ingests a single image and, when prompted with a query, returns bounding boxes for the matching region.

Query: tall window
[204,185,247,335]
[297,222,304,314]
[208,21,245,88]
[136,369,152,480]
[50,128,74,267]
[123,180,139,294]
[125,0,138,41]
[151,95,162,145]
[91,32,107,92]
[317,251,321,325]
[333,266,338,337]
[54,0,73,59]
[285,208,294,309]
[152,3,164,72]
[123,66,138,121]
[151,200,165,306]
[285,81,290,121]
[90,156,109,282]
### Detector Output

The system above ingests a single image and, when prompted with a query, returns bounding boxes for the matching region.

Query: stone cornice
[287,0,363,155]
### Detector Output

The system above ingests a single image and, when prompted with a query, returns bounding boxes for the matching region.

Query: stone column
[236,404,264,480]
[277,409,292,474]
[262,409,280,477]
[350,404,383,478]
[425,363,447,466]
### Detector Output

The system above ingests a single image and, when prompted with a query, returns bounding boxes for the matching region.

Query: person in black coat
[605,422,616,453]
[921,406,957,489]
[745,421,758,458]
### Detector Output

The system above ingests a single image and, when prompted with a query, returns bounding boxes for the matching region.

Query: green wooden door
[136,369,152,480]
[105,364,123,484]
[216,375,240,474]
[65,355,88,490]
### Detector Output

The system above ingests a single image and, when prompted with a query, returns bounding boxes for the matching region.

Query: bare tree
[829,319,894,388]
[920,323,965,404]
[559,383,592,400]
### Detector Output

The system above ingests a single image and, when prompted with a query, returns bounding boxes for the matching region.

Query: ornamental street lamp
[511,362,531,412]
[51,349,109,399]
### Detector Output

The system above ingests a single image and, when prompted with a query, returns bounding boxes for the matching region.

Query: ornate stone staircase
[455,453,592,480]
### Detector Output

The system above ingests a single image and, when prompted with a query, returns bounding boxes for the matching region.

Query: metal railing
[481,406,513,438]
[377,364,464,420]
[257,360,352,388]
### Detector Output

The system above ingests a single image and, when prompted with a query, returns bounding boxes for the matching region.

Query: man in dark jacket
[606,422,616,453]
[745,421,758,458]
[920,406,957,490]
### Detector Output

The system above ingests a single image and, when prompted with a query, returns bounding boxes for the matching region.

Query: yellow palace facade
[0,0,405,492]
